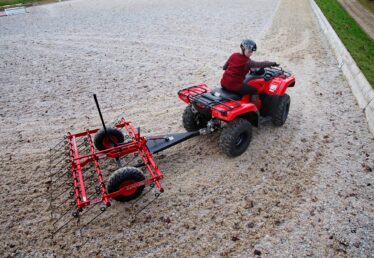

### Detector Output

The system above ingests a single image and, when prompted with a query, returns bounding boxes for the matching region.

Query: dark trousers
[221,83,258,95]
[236,83,258,95]
[222,83,259,106]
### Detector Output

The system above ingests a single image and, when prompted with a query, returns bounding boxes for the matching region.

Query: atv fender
[212,102,259,126]
[268,76,295,96]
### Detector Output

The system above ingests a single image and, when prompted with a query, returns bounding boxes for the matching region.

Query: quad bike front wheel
[182,104,208,132]
[272,94,290,126]
[94,127,125,150]
[107,167,145,202]
[219,118,252,157]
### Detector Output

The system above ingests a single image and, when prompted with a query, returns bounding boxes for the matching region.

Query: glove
[273,62,280,67]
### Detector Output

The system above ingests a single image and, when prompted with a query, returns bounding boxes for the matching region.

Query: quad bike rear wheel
[272,94,290,126]
[182,104,208,132]
[107,167,145,202]
[94,128,125,150]
[219,118,252,157]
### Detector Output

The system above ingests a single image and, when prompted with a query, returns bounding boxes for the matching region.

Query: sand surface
[0,0,373,257]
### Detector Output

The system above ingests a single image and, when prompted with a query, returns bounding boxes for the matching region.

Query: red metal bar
[120,118,164,190]
[72,135,88,206]
[86,131,110,205]
[104,177,162,199]
[69,128,100,138]
[67,133,82,209]
[74,142,139,162]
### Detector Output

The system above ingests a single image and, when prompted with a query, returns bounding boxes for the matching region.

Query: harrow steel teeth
[48,117,164,243]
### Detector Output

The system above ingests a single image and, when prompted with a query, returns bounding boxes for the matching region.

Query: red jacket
[220,52,275,91]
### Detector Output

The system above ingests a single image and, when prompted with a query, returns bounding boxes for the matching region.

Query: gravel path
[0,0,373,257]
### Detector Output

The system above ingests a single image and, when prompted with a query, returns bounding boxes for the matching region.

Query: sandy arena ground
[0,0,373,257]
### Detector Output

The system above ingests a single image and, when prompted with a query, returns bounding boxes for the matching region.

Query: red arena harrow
[66,118,164,210]
[48,95,198,240]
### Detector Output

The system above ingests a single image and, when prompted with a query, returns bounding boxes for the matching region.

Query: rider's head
[240,39,257,57]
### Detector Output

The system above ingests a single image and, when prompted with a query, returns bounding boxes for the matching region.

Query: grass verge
[0,0,57,7]
[315,0,374,88]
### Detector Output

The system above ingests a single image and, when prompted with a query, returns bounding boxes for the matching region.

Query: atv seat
[210,88,242,100]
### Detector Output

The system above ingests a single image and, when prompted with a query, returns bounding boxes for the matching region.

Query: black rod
[93,94,108,136]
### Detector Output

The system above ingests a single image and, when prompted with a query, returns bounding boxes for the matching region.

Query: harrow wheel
[219,118,252,157]
[107,167,145,202]
[94,127,125,150]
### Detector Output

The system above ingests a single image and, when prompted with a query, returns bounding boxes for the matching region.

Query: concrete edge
[309,0,374,135]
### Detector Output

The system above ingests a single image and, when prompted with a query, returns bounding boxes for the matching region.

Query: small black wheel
[182,104,207,132]
[94,128,125,151]
[107,167,145,202]
[219,118,252,157]
[272,94,290,126]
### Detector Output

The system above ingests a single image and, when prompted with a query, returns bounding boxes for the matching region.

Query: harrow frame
[66,117,164,211]
[48,94,206,242]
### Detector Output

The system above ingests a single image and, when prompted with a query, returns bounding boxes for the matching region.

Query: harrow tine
[83,171,96,182]
[49,155,67,168]
[77,142,89,152]
[49,138,67,154]
[76,204,106,249]
[80,204,106,231]
[84,186,102,203]
[53,193,75,210]
[85,180,99,194]
[76,138,87,147]
[131,183,155,206]
[50,182,72,201]
[49,146,68,158]
[49,145,70,160]
[52,175,73,192]
[131,191,161,222]
[50,184,70,199]
[52,169,70,182]
[52,206,77,226]
[49,157,70,171]
[52,213,79,238]
[120,154,137,168]
[79,201,100,218]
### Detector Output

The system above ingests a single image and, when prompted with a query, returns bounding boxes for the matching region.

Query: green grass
[0,0,48,7]
[315,0,374,88]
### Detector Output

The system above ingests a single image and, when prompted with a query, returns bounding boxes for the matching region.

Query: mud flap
[260,93,280,117]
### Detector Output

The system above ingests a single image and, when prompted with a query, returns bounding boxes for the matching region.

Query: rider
[220,39,278,107]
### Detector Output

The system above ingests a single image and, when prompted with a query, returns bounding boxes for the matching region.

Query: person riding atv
[220,39,279,107]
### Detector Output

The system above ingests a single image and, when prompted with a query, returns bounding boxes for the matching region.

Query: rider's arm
[245,60,276,69]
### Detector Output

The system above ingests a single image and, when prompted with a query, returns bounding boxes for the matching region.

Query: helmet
[240,39,257,52]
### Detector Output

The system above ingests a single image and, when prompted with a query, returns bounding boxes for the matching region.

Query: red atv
[178,66,295,157]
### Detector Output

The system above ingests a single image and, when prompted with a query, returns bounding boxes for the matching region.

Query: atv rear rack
[178,84,242,116]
